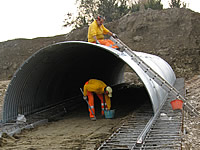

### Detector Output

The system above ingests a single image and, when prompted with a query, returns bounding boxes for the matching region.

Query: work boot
[90,117,96,121]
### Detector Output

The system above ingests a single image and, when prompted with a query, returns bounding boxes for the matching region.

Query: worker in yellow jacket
[83,79,112,121]
[88,16,118,49]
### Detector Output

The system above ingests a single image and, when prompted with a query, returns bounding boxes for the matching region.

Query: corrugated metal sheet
[118,51,176,112]
[2,41,176,122]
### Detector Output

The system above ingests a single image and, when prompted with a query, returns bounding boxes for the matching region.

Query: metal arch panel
[86,43,176,113]
[2,41,176,122]
[89,44,176,113]
[116,51,176,113]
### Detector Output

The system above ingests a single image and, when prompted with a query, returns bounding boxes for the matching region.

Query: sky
[0,0,200,42]
[0,0,77,42]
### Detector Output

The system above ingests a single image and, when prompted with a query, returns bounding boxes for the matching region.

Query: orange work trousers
[86,91,108,118]
[94,39,119,49]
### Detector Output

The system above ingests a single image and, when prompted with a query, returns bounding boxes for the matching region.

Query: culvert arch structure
[2,41,176,123]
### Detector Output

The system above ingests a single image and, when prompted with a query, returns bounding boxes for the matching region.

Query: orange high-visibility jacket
[88,20,110,43]
[83,79,111,109]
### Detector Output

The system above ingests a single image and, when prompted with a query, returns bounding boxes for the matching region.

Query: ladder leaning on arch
[111,36,199,117]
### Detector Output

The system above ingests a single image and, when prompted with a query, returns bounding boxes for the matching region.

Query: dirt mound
[0,8,200,80]
[109,8,200,79]
[182,75,200,149]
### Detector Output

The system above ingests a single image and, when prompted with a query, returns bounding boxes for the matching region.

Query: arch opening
[2,41,176,122]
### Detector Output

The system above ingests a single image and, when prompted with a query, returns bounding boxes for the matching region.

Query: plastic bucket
[104,110,115,119]
[170,99,183,110]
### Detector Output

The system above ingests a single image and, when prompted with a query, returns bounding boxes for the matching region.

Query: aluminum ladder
[111,36,199,117]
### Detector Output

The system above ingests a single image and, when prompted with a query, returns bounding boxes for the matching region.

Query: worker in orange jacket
[87,15,118,49]
[83,79,112,121]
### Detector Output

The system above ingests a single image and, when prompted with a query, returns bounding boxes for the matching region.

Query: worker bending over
[88,15,118,49]
[83,79,112,121]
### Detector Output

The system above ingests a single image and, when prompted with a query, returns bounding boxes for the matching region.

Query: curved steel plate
[2,41,176,122]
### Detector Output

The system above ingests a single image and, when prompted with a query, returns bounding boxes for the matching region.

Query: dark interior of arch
[6,42,152,121]
[40,42,126,101]
[3,42,153,122]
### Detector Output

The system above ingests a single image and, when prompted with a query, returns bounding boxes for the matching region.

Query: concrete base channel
[0,78,184,149]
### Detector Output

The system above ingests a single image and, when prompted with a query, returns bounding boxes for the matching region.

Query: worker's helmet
[105,86,112,97]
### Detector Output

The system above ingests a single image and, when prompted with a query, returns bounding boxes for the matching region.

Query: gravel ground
[182,75,200,150]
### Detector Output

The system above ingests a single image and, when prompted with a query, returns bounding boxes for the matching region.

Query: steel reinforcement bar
[98,79,184,150]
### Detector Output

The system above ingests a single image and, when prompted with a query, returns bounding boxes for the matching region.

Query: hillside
[0,8,200,80]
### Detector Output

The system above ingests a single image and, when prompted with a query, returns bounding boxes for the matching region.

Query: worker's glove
[83,96,87,100]
[96,40,100,44]
[112,33,118,38]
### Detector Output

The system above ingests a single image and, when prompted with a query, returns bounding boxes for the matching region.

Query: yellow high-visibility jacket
[88,20,110,43]
[83,79,111,109]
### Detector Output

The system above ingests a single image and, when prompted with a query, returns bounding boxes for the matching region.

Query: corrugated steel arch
[2,41,176,122]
